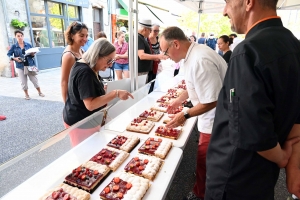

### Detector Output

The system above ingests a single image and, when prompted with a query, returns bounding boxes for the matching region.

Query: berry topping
[63,194,70,200]
[114,177,120,183]
[113,185,119,191]
[145,140,150,145]
[93,170,99,175]
[134,157,139,161]
[117,192,123,198]
[104,187,110,193]
[144,159,149,164]
[150,137,154,141]
[139,166,144,170]
[158,138,162,142]
[81,175,86,180]
[52,191,59,199]
[126,183,132,189]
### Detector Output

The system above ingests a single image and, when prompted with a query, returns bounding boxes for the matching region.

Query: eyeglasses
[107,58,116,65]
[153,30,160,33]
[162,47,170,56]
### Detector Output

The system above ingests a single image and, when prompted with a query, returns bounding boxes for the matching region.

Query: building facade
[0,0,110,77]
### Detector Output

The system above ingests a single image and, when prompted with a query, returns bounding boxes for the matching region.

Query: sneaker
[183,192,202,200]
[0,115,6,121]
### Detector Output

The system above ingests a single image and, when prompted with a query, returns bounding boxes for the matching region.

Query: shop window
[49,17,65,47]
[31,16,49,47]
[93,8,102,40]
[48,2,63,15]
[29,0,45,14]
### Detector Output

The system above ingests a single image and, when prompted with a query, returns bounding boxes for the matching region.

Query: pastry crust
[126,118,155,134]
[151,103,169,113]
[124,154,163,181]
[39,183,90,200]
[139,109,164,122]
[163,117,185,126]
[107,134,140,152]
[100,172,150,200]
[138,137,172,159]
[155,125,183,140]
[90,147,129,171]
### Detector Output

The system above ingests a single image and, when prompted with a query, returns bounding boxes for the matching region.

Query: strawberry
[52,191,59,199]
[145,146,149,149]
[134,157,139,161]
[101,150,106,154]
[105,159,111,164]
[93,170,99,175]
[139,166,144,170]
[117,192,123,198]
[113,185,119,191]
[150,137,154,141]
[130,164,134,168]
[104,187,110,193]
[126,183,132,189]
[158,138,162,142]
[135,162,140,167]
[145,140,150,145]
[97,156,102,160]
[144,159,149,164]
[114,177,120,183]
[81,175,86,180]
[63,194,70,200]
[76,167,81,172]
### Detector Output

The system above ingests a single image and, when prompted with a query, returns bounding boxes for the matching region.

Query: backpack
[206,38,217,50]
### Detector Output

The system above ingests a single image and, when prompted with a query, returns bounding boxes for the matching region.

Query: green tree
[178,11,233,37]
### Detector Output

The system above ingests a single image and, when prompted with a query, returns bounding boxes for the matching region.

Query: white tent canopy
[173,0,300,14]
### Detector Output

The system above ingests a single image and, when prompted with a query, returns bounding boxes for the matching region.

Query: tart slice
[126,117,155,134]
[151,102,169,113]
[100,172,150,200]
[167,88,185,96]
[64,161,110,193]
[138,137,172,159]
[39,183,90,200]
[139,109,164,122]
[155,125,183,140]
[124,154,163,181]
[107,134,140,152]
[90,147,129,171]
[156,96,175,104]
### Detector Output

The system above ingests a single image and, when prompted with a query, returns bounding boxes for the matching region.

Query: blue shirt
[7,42,35,69]
[198,37,206,44]
[81,37,94,52]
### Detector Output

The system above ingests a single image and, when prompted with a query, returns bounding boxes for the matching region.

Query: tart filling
[138,137,172,159]
[155,125,183,140]
[139,110,164,122]
[107,134,140,152]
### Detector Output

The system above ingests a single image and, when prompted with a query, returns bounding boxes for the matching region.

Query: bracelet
[115,90,119,98]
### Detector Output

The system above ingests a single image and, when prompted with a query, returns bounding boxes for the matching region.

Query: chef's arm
[257,133,300,168]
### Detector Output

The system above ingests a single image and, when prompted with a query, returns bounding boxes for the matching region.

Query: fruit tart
[107,134,140,153]
[138,137,172,159]
[139,109,164,122]
[126,117,155,134]
[100,172,150,200]
[155,125,183,140]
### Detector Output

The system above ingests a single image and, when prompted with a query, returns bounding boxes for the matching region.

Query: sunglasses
[107,58,116,65]
[72,21,83,31]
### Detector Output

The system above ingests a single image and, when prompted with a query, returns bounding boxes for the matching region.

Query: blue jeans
[114,63,129,71]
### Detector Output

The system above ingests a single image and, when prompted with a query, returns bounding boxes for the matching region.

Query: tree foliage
[178,11,233,37]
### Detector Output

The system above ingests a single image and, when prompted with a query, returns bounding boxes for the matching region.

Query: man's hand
[286,162,300,198]
[158,54,168,60]
[278,137,300,168]
[166,112,186,128]
[166,99,182,114]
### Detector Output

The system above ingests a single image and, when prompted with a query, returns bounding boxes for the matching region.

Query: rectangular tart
[107,134,140,152]
[100,171,150,200]
[64,161,110,193]
[139,109,164,122]
[126,117,155,134]
[124,154,163,181]
[151,102,169,113]
[90,147,129,171]
[138,137,172,159]
[39,183,90,200]
[155,125,183,140]
[156,96,175,104]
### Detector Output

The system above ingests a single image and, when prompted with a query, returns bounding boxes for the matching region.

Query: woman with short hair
[7,30,44,100]
[113,31,129,80]
[61,21,88,103]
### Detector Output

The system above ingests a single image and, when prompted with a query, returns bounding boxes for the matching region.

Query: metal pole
[129,0,134,92]
[196,0,203,40]
[134,0,138,90]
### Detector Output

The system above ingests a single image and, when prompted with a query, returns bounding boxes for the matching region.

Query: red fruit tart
[64,161,110,193]
[156,96,175,104]
[126,118,155,134]
[100,172,150,200]
[139,109,164,122]
[151,102,169,113]
[155,125,182,140]
[124,154,162,181]
[90,147,129,171]
[39,183,90,200]
[138,137,172,159]
[107,134,140,152]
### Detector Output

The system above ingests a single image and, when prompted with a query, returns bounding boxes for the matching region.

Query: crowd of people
[3,1,300,199]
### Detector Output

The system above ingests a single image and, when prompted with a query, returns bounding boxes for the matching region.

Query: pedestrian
[217,35,233,63]
[160,26,228,200]
[7,30,45,100]
[63,38,133,146]
[198,33,206,44]
[189,35,197,43]
[205,0,300,199]
[97,31,107,39]
[137,19,167,78]
[229,33,243,51]
[113,31,129,80]
[61,21,88,103]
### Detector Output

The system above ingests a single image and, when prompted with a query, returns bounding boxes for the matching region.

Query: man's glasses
[153,30,160,33]
[107,58,116,65]
[162,47,170,56]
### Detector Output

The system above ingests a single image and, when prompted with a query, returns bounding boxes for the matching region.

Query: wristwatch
[183,110,191,119]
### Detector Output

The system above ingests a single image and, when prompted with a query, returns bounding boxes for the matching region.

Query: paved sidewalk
[0,68,62,102]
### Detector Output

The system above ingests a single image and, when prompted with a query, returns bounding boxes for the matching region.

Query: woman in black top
[217,35,233,63]
[63,38,133,127]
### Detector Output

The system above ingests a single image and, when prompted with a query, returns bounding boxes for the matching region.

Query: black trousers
[147,70,156,94]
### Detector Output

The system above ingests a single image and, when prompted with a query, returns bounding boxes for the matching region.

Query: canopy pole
[129,0,134,92]
[134,0,139,90]
[196,0,203,40]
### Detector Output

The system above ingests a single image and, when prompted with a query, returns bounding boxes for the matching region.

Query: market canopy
[173,0,300,13]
